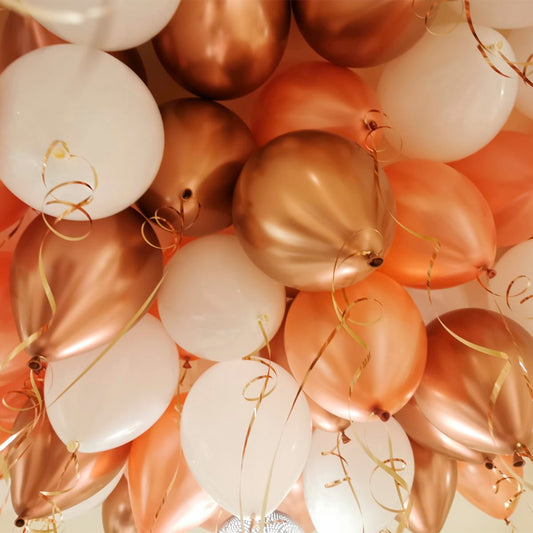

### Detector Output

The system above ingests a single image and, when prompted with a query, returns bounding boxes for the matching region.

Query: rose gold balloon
[153,0,290,99]
[10,209,163,362]
[292,0,431,67]
[381,159,496,289]
[0,181,28,234]
[416,309,533,456]
[457,455,523,520]
[233,130,396,291]
[102,476,137,533]
[251,61,381,146]
[285,272,427,421]
[10,408,129,524]
[128,399,217,533]
[408,440,457,533]
[137,98,255,237]
[395,398,487,464]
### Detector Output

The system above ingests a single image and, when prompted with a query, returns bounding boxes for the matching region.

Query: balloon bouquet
[0,1,533,533]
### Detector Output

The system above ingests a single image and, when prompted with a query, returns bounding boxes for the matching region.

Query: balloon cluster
[0,1,533,533]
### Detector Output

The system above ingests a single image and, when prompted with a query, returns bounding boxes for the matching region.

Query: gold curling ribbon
[492,466,524,514]
[362,110,403,165]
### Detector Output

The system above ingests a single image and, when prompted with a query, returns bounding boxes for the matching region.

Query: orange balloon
[450,131,533,247]
[285,271,427,421]
[381,159,496,289]
[251,61,381,147]
[102,476,137,533]
[0,181,28,235]
[128,399,217,533]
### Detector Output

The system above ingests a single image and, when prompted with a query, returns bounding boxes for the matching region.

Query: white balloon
[158,235,286,361]
[378,23,517,161]
[23,0,181,51]
[180,358,312,518]
[44,315,180,453]
[507,27,533,120]
[453,0,533,30]
[304,419,414,533]
[0,44,164,220]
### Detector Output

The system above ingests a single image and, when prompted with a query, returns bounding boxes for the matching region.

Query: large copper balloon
[102,476,137,533]
[10,209,163,363]
[233,130,396,291]
[416,309,533,456]
[408,441,457,533]
[292,0,431,67]
[152,0,291,99]
[137,98,255,237]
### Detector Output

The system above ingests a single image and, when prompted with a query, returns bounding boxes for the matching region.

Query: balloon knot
[67,440,80,454]
[513,451,525,468]
[373,407,390,422]
[481,265,496,279]
[367,120,378,131]
[15,517,25,528]
[485,459,495,470]
[28,356,44,372]
[181,188,192,200]
[182,358,192,369]
[341,431,351,444]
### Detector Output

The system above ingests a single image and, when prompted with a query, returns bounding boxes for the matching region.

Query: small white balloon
[453,0,533,30]
[158,234,286,361]
[507,27,533,120]
[180,358,312,518]
[0,44,164,220]
[44,315,180,452]
[378,23,517,161]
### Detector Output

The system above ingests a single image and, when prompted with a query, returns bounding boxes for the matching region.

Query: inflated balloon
[251,61,381,146]
[453,0,533,29]
[304,419,414,533]
[219,511,303,532]
[378,23,518,161]
[415,309,533,456]
[233,130,396,291]
[0,182,28,235]
[137,98,255,237]
[102,477,137,533]
[408,441,457,533]
[292,0,430,67]
[451,131,533,247]
[381,159,496,289]
[285,272,427,421]
[158,235,286,361]
[23,0,181,51]
[508,29,533,120]
[277,478,315,533]
[153,0,291,99]
[44,315,180,453]
[128,400,216,533]
[10,209,163,363]
[180,358,312,518]
[0,44,163,220]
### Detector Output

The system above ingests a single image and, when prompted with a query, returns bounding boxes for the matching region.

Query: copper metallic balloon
[233,130,396,291]
[408,440,457,533]
[152,0,291,99]
[10,209,163,363]
[292,0,431,67]
[415,309,533,456]
[102,476,137,533]
[137,98,255,237]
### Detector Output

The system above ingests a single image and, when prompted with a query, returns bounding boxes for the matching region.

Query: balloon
[102,476,137,533]
[508,29,533,120]
[10,209,163,363]
[415,309,533,455]
[303,419,414,533]
[450,131,533,247]
[180,358,312,518]
[0,44,163,220]
[158,234,286,361]
[44,315,180,452]
[285,272,427,421]
[219,511,303,532]
[233,130,396,292]
[22,0,182,51]
[152,0,291,100]
[395,398,488,464]
[250,61,381,147]
[137,98,255,237]
[408,441,457,533]
[380,159,496,289]
[453,0,533,29]
[457,455,523,520]
[0,181,28,235]
[377,23,518,161]
[276,478,315,533]
[292,0,430,67]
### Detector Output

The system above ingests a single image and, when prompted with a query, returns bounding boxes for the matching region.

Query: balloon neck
[365,252,383,268]
[182,357,192,369]
[373,407,390,422]
[28,356,45,373]
[513,451,525,468]
[341,430,351,444]
[181,188,193,200]
[515,442,531,464]
[15,517,25,528]
[480,265,496,279]
[484,459,494,470]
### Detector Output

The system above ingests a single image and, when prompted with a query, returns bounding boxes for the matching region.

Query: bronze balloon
[10,209,163,363]
[292,0,432,67]
[233,130,396,291]
[137,98,255,237]
[152,0,291,99]
[102,476,137,533]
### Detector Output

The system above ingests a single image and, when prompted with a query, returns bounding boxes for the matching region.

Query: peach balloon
[285,272,427,421]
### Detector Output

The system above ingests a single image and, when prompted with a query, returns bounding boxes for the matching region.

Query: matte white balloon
[507,27,533,120]
[453,0,533,29]
[44,315,180,452]
[158,235,286,361]
[304,420,414,533]
[180,358,312,518]
[378,23,517,161]
[0,44,163,220]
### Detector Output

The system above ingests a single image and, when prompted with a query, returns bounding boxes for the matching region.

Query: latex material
[453,0,533,29]
[508,29,533,120]
[102,476,137,533]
